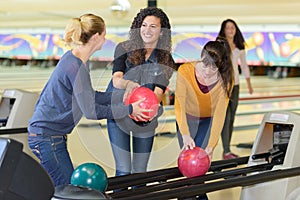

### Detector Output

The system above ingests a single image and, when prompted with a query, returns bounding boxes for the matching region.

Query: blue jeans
[28,134,74,186]
[107,119,154,176]
[176,117,212,149]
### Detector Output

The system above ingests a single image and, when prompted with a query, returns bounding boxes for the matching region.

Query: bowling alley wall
[0,25,300,67]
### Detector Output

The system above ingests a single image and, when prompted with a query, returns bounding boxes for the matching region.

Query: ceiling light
[110,0,131,18]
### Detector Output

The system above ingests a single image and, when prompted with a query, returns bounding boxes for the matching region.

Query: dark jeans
[28,134,74,186]
[176,117,212,149]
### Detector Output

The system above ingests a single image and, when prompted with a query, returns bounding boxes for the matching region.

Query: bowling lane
[1,65,300,97]
[239,76,300,99]
[0,66,53,93]
[1,65,300,200]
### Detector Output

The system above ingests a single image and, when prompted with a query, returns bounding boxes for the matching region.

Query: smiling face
[140,15,162,48]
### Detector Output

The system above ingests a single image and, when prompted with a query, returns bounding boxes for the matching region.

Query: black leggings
[221,85,239,153]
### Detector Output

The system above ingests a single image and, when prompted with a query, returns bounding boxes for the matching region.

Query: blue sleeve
[73,64,130,120]
[95,91,112,105]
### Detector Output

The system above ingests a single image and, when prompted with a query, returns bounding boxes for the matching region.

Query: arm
[95,91,112,105]
[245,77,253,94]
[207,91,229,150]
[175,68,195,149]
[73,64,148,120]
[239,50,253,94]
[112,43,140,98]
[76,87,150,120]
[154,86,164,104]
[112,71,139,100]
[71,65,127,119]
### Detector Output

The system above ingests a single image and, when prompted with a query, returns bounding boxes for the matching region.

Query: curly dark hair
[218,19,246,50]
[123,7,175,78]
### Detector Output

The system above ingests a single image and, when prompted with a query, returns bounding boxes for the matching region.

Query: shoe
[223,152,239,160]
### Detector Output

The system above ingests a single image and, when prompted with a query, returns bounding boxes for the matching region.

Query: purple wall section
[0,31,299,66]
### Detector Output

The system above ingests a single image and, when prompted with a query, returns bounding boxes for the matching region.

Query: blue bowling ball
[70,163,108,192]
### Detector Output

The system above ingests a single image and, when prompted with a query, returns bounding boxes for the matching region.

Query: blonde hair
[64,13,105,47]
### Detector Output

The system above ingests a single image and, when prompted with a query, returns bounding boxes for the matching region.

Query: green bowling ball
[70,163,108,192]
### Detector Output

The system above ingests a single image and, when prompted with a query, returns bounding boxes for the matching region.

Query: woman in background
[217,19,254,160]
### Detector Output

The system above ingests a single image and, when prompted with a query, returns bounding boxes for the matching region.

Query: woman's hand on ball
[131,98,152,121]
[124,81,139,101]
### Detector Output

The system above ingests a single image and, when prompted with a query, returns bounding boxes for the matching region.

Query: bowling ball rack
[106,156,300,199]
[0,127,28,134]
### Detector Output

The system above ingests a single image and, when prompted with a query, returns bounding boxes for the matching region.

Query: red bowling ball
[178,147,211,178]
[124,86,159,121]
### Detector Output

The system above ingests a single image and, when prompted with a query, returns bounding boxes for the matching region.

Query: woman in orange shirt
[175,40,233,160]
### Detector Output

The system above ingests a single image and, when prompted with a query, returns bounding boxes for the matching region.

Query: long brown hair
[124,7,175,78]
[218,19,246,50]
[202,41,233,98]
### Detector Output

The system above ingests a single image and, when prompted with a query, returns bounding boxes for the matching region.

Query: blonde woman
[28,13,148,186]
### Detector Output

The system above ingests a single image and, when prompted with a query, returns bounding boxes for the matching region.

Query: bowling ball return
[0,89,38,158]
[105,157,300,199]
[52,184,107,200]
[104,111,300,199]
[240,111,300,200]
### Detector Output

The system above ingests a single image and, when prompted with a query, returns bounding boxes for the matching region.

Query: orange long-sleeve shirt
[175,62,229,149]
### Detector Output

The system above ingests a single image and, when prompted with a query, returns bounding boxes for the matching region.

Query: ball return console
[106,111,300,200]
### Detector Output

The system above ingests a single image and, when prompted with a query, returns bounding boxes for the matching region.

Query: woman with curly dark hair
[106,7,176,179]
